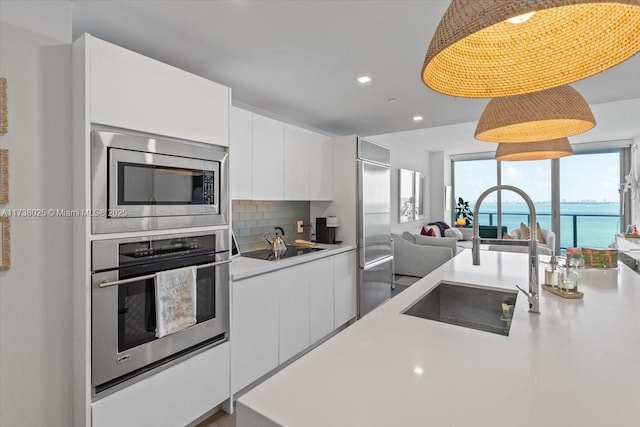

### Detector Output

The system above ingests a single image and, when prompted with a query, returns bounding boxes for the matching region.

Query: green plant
[455,197,474,225]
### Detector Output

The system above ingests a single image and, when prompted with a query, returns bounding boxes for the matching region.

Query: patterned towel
[155,266,197,338]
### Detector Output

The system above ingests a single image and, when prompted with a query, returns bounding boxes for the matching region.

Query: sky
[455,151,621,204]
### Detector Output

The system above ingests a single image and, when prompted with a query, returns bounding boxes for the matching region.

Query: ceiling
[71,0,640,139]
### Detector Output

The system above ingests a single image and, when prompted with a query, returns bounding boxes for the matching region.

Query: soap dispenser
[544,251,561,288]
[561,257,579,293]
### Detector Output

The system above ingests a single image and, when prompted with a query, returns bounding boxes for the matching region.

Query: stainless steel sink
[402,282,517,336]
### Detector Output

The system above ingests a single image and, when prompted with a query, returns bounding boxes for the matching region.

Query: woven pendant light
[495,138,574,161]
[475,86,595,143]
[422,0,640,98]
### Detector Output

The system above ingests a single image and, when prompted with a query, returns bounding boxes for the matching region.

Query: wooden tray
[542,284,583,299]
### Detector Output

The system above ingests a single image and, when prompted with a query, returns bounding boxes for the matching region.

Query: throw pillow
[518,222,546,244]
[421,225,440,237]
[536,222,546,244]
[444,228,464,240]
[503,233,513,239]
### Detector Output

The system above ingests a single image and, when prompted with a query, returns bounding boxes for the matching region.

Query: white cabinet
[308,257,335,344]
[92,342,230,427]
[89,37,229,146]
[231,251,356,394]
[231,274,279,393]
[230,106,253,199]
[252,114,284,200]
[308,133,333,201]
[229,107,332,201]
[283,124,311,200]
[278,265,310,362]
[334,250,357,328]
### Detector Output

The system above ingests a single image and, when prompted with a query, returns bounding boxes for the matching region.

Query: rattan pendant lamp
[495,138,574,161]
[475,85,596,143]
[422,0,640,98]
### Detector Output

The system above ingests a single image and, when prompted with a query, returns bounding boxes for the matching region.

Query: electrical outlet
[297,220,304,233]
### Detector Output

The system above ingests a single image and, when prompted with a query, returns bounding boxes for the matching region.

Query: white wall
[367,136,430,234]
[0,11,73,427]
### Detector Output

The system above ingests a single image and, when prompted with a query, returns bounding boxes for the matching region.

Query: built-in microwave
[91,130,228,233]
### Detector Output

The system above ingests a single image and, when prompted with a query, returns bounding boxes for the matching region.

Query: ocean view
[471,201,620,249]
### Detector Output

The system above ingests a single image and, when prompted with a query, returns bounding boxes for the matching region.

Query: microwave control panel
[202,172,215,205]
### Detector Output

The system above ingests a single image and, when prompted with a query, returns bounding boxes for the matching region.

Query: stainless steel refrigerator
[357,138,393,317]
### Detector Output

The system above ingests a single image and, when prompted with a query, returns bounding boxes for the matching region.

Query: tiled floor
[392,274,420,297]
[197,411,236,427]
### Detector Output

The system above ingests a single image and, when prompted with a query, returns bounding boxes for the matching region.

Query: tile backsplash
[232,200,311,252]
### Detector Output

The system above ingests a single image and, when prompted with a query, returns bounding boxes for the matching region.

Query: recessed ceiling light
[387,98,397,103]
[356,75,372,84]
[413,115,423,121]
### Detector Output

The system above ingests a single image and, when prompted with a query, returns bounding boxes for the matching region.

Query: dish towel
[155,266,197,338]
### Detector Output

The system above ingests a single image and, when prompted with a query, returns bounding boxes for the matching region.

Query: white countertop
[230,243,356,281]
[237,250,639,427]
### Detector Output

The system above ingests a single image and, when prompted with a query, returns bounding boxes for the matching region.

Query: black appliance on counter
[315,217,339,244]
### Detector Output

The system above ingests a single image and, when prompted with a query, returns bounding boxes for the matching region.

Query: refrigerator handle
[362,256,394,271]
[357,159,365,268]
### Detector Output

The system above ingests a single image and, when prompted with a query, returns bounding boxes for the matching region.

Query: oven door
[91,252,230,393]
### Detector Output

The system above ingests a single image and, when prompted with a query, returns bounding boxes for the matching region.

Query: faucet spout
[471,185,540,314]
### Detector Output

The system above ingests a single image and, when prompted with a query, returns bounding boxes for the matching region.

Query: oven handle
[98,259,232,288]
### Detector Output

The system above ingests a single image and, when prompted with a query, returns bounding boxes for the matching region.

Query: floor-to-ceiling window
[451,144,630,251]
[453,159,497,225]
[500,160,552,233]
[559,152,622,248]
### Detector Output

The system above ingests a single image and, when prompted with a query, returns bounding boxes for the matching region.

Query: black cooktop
[242,247,325,261]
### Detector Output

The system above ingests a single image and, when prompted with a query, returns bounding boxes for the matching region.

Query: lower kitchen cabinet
[91,342,230,427]
[231,250,356,395]
[231,274,279,393]
[309,257,335,344]
[334,250,357,328]
[279,264,310,362]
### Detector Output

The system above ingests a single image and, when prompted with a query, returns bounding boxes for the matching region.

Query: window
[559,152,621,248]
[453,159,497,225]
[500,161,552,233]
[451,145,628,251]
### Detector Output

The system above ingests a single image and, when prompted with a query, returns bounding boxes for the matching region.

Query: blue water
[469,202,620,248]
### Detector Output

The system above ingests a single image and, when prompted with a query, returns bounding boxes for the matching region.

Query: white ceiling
[71,0,640,141]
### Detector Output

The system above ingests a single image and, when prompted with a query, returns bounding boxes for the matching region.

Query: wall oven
[91,130,228,234]
[91,230,229,395]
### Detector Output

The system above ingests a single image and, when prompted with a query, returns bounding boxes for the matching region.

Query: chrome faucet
[471,185,540,313]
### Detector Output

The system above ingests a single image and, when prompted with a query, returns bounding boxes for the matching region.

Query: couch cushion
[402,231,416,243]
[414,235,458,256]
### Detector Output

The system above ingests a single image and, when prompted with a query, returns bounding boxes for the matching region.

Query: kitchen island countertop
[237,249,639,427]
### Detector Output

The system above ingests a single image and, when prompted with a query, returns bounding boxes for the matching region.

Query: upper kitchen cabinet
[230,107,253,199]
[88,36,230,146]
[230,107,332,201]
[252,114,285,200]
[308,131,333,201]
[284,124,311,200]
[284,125,333,201]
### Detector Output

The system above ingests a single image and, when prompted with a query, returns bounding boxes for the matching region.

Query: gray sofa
[392,232,458,278]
